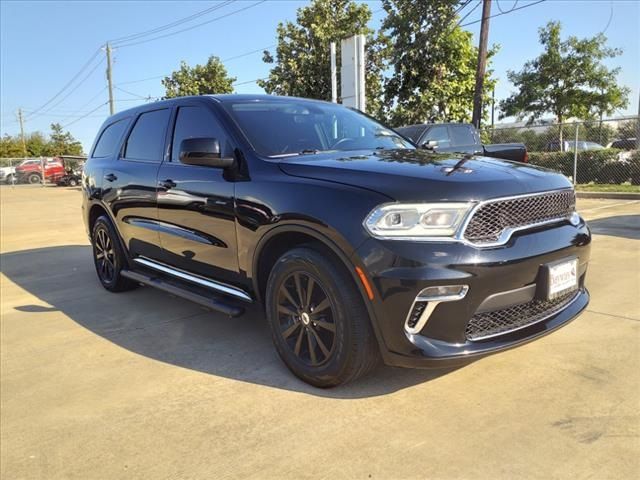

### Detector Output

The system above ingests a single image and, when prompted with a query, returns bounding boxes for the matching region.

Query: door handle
[105,173,117,182]
[159,179,177,189]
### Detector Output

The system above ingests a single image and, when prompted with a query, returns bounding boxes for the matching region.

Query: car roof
[103,94,337,124]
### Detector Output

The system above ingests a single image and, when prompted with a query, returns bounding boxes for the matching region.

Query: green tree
[0,134,23,158]
[380,0,497,126]
[25,132,49,157]
[47,123,83,156]
[258,0,385,116]
[162,55,236,98]
[500,21,630,146]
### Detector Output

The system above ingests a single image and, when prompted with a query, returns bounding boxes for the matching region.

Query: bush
[527,148,640,184]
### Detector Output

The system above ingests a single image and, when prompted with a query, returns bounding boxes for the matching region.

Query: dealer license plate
[547,258,578,299]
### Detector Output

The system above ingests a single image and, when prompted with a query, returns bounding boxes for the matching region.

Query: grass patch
[576,183,640,193]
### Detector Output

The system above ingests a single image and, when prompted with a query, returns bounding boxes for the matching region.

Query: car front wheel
[265,246,379,387]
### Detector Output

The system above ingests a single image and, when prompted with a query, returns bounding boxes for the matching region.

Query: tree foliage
[0,123,83,158]
[379,0,497,126]
[500,21,630,126]
[162,55,236,99]
[258,0,385,116]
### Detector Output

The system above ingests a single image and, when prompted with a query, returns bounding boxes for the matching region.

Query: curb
[576,191,640,200]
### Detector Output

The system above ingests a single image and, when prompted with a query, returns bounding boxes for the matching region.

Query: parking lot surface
[1,185,639,479]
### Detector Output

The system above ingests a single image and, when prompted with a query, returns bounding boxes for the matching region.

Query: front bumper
[354,217,591,368]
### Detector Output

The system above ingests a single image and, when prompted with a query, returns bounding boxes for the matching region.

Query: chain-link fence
[0,156,86,187]
[482,116,640,188]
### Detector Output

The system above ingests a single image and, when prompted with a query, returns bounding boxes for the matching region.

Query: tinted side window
[423,125,451,148]
[124,109,171,161]
[92,119,128,158]
[171,106,229,163]
[450,125,476,146]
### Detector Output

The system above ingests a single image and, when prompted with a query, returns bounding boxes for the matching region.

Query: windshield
[224,100,414,157]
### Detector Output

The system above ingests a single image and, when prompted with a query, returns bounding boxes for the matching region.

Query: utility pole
[105,42,115,115]
[17,108,27,157]
[471,0,492,129]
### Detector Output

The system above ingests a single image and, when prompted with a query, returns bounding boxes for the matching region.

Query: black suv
[82,95,591,387]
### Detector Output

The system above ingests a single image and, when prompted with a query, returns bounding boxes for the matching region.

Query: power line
[115,86,149,99]
[600,1,614,35]
[24,47,102,120]
[234,77,265,87]
[61,102,108,129]
[223,44,275,62]
[457,1,482,26]
[33,57,106,120]
[116,43,276,86]
[110,1,235,45]
[460,0,546,27]
[495,0,519,14]
[115,1,267,49]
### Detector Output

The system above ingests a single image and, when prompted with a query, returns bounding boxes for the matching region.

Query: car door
[419,125,453,152]
[156,102,240,285]
[101,108,171,261]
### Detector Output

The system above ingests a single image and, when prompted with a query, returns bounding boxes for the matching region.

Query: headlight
[364,203,473,238]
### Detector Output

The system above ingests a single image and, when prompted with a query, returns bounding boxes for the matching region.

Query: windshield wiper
[299,149,321,155]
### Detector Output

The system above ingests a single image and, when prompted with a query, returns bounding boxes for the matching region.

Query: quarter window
[92,119,128,158]
[124,109,171,161]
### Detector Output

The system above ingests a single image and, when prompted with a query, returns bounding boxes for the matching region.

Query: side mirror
[422,140,439,150]
[179,138,235,168]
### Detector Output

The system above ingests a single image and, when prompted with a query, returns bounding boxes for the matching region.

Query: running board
[121,269,244,317]
[132,257,252,302]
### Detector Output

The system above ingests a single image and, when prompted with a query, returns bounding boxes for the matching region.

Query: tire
[91,215,137,292]
[27,173,42,184]
[265,246,379,387]
[68,178,78,187]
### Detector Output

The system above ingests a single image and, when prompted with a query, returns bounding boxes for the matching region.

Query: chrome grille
[465,290,578,341]
[463,190,575,244]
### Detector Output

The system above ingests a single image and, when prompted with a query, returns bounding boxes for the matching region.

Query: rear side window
[422,125,451,148]
[171,106,229,163]
[449,125,476,146]
[92,119,128,158]
[124,109,171,161]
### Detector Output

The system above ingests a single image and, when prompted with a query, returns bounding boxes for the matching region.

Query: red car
[15,158,65,184]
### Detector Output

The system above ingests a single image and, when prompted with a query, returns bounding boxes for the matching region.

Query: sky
[1,0,638,152]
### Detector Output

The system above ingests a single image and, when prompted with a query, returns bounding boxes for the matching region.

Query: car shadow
[588,214,640,240]
[0,245,459,398]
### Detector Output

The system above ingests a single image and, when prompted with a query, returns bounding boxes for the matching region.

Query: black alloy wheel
[94,225,116,284]
[91,216,137,292]
[277,272,336,367]
[266,246,379,387]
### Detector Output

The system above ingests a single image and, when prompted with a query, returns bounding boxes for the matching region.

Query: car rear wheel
[68,178,78,187]
[91,216,137,292]
[265,246,379,387]
[27,173,41,184]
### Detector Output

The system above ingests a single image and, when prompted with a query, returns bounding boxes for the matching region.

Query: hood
[278,149,572,202]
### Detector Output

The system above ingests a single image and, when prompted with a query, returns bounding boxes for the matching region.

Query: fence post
[40,157,45,187]
[573,123,579,186]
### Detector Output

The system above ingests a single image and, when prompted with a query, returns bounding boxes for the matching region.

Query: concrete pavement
[1,186,638,479]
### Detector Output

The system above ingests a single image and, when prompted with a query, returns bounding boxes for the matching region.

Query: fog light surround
[404,285,469,335]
